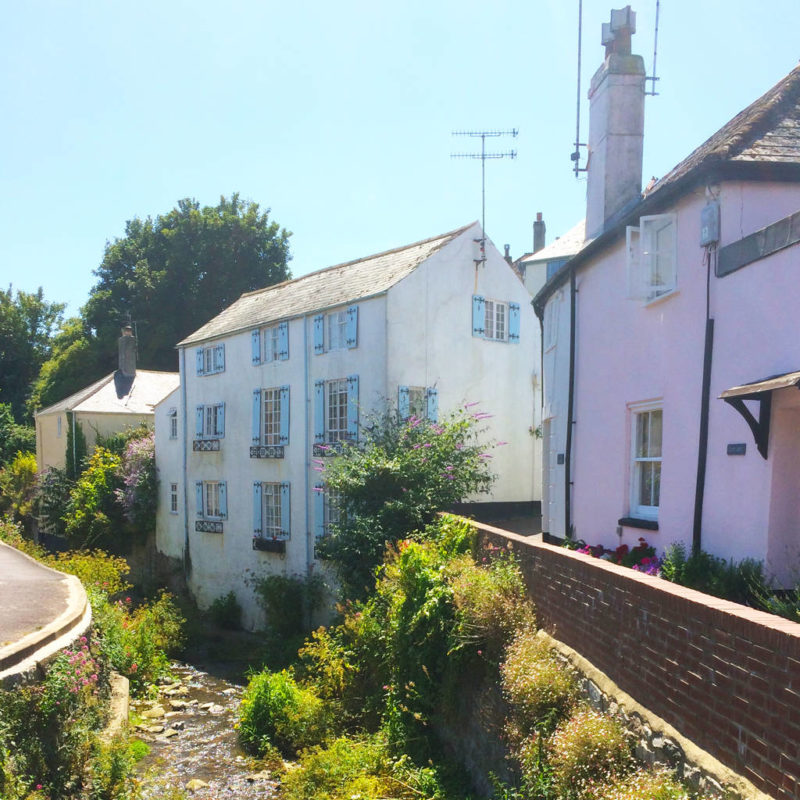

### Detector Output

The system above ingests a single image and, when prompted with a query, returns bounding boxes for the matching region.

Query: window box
[250,445,285,459]
[196,520,224,534]
[253,537,286,553]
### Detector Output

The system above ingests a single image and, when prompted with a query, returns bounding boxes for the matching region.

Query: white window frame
[629,402,663,521]
[323,488,343,537]
[407,386,427,419]
[327,378,349,442]
[626,213,677,303]
[484,299,508,342]
[198,403,224,439]
[168,408,178,439]
[262,388,282,446]
[327,310,348,351]
[544,292,560,352]
[170,482,178,514]
[57,416,62,438]
[263,324,281,363]
[197,343,225,376]
[204,481,223,519]
[260,482,288,540]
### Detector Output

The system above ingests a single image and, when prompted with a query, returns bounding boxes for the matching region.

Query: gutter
[303,316,311,572]
[564,265,577,539]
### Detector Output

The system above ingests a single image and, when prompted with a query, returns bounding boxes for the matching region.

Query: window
[170,483,178,514]
[630,406,662,520]
[315,485,343,538]
[57,416,62,438]
[253,481,290,541]
[196,343,225,375]
[195,403,225,439]
[168,408,178,439]
[472,296,520,343]
[313,306,358,354]
[626,214,677,302]
[398,385,439,422]
[546,258,568,281]
[314,375,359,451]
[251,322,289,365]
[544,293,560,351]
[195,480,227,519]
[251,386,290,456]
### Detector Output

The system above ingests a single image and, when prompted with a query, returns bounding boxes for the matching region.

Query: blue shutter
[251,330,261,365]
[314,380,325,443]
[426,387,439,422]
[472,295,486,337]
[278,321,289,360]
[216,404,225,438]
[314,484,325,538]
[218,482,227,519]
[508,302,520,343]
[253,482,262,535]
[398,386,410,419]
[279,385,290,445]
[252,390,262,444]
[313,314,324,354]
[347,375,359,441]
[280,482,291,538]
[215,344,225,373]
[196,348,204,375]
[195,406,204,438]
[346,305,358,348]
[195,481,203,517]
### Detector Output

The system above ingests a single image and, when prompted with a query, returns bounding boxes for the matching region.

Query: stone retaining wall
[472,522,800,800]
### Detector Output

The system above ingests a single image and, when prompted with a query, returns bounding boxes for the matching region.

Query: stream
[134,662,280,799]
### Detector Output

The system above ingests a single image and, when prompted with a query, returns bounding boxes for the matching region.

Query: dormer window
[626,214,677,303]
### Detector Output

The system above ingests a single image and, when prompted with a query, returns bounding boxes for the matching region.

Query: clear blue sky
[1,1,798,317]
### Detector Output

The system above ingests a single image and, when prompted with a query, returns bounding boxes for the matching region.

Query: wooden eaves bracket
[722,392,772,460]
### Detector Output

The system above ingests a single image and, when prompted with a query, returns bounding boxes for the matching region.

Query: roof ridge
[239,221,477,301]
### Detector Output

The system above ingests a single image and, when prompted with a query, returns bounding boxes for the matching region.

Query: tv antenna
[645,0,661,95]
[451,129,518,264]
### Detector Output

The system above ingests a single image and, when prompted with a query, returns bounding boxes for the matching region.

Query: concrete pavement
[0,541,90,684]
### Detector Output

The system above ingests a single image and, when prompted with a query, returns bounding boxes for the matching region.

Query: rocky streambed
[134,663,279,799]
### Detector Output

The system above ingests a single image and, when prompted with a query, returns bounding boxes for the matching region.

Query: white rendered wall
[154,387,183,561]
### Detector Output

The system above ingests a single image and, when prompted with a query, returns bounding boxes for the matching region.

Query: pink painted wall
[567,180,800,578]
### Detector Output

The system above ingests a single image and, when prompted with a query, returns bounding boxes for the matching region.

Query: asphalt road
[0,543,72,648]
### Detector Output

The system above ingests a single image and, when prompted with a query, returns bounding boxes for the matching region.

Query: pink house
[534,7,800,584]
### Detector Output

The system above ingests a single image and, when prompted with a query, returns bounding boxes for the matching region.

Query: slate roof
[650,63,800,197]
[179,222,476,347]
[518,220,587,264]
[36,370,180,417]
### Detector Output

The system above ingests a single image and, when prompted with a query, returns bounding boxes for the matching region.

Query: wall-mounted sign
[727,443,747,456]
[557,453,565,465]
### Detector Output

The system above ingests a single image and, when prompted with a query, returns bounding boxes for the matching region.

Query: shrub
[114,431,156,538]
[238,669,329,756]
[36,466,73,538]
[594,767,690,800]
[0,450,38,528]
[316,407,495,598]
[209,590,242,630]
[49,549,131,594]
[548,708,634,798]
[501,631,578,738]
[281,734,445,800]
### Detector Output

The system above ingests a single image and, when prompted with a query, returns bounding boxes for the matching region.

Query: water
[135,663,279,799]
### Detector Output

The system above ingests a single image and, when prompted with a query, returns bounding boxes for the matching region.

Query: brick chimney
[533,212,546,253]
[118,324,137,378]
[585,6,646,240]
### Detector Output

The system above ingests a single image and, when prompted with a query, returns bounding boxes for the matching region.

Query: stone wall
[472,522,800,800]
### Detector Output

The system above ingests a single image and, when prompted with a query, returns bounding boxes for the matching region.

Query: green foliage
[548,709,634,799]
[208,591,242,630]
[90,589,185,692]
[0,286,64,421]
[0,403,35,466]
[281,734,447,800]
[63,448,123,549]
[593,768,691,800]
[65,411,88,480]
[317,408,494,598]
[96,423,152,457]
[113,431,156,537]
[49,549,131,594]
[758,586,800,622]
[251,572,325,665]
[0,450,38,529]
[238,669,330,756]
[660,542,768,606]
[501,631,578,741]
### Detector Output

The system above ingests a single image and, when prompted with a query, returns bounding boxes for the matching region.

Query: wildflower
[80,636,87,643]
[496,441,508,446]
[125,597,131,604]
[464,401,481,408]
[130,663,138,672]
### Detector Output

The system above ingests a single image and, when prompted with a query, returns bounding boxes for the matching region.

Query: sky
[1,0,799,318]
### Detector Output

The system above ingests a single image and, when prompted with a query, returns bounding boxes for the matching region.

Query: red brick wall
[473,523,800,800]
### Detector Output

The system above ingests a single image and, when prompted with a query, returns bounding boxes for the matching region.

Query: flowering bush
[572,537,661,574]
[593,768,691,800]
[114,430,156,536]
[316,406,495,598]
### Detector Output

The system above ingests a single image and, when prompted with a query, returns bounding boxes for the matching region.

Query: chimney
[503,244,513,265]
[118,324,137,378]
[585,6,646,240]
[533,212,546,253]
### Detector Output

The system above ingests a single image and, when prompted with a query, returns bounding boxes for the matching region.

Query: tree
[0,287,64,420]
[83,193,292,373]
[316,408,495,598]
[0,404,35,466]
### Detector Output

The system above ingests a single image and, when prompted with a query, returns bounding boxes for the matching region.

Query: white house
[534,7,800,582]
[156,221,540,627]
